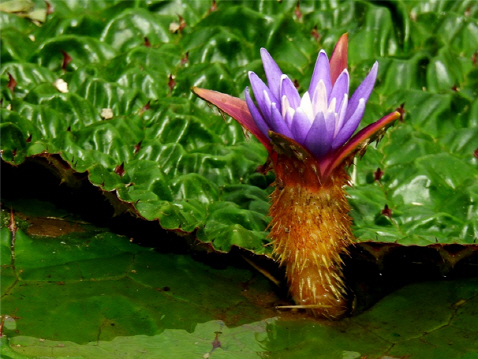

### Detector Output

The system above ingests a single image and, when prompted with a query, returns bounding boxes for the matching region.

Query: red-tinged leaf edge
[192,87,272,151]
[329,33,348,85]
[322,111,401,178]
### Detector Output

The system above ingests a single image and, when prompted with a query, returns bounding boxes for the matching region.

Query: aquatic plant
[193,34,400,318]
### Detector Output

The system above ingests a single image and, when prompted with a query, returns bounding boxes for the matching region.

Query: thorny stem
[268,137,354,319]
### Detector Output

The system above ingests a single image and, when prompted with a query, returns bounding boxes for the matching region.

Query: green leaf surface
[1,0,477,254]
[0,200,278,344]
[2,199,478,358]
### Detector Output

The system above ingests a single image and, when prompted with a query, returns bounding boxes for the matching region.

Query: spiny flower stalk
[193,34,400,319]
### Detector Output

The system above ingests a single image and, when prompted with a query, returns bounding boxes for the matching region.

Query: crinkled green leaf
[101,8,175,52]
[0,27,37,63]
[1,0,477,256]
[31,35,117,71]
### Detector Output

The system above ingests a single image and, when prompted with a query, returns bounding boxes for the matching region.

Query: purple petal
[270,102,293,139]
[345,62,378,120]
[304,111,332,158]
[249,71,275,121]
[328,69,349,111]
[334,93,349,137]
[331,98,366,150]
[309,50,332,100]
[324,109,337,140]
[290,107,312,144]
[280,75,301,109]
[262,90,273,119]
[260,48,282,101]
[245,87,271,138]
[283,98,294,127]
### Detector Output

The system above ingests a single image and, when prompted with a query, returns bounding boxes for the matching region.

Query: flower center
[281,78,342,137]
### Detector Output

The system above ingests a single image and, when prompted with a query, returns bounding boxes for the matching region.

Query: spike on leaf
[212,332,222,350]
[61,50,72,70]
[311,26,320,42]
[168,75,176,95]
[209,0,217,13]
[178,15,186,32]
[181,52,189,65]
[9,207,17,234]
[7,73,16,94]
[134,141,142,154]
[139,101,150,115]
[294,1,302,21]
[114,163,125,177]
[374,168,384,181]
[45,0,53,14]
[381,204,392,218]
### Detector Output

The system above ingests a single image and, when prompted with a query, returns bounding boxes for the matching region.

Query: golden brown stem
[268,147,354,319]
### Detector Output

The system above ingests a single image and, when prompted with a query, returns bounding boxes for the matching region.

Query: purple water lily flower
[245,49,378,159]
[193,33,399,180]
[192,34,400,319]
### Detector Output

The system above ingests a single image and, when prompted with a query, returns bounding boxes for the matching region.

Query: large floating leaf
[1,0,477,254]
[0,200,278,343]
[1,199,477,357]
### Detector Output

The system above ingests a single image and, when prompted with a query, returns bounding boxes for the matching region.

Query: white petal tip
[280,74,289,81]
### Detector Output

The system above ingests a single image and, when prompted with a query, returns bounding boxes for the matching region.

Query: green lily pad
[1,198,477,358]
[0,199,279,345]
[1,0,477,253]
